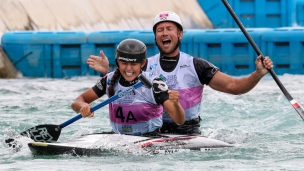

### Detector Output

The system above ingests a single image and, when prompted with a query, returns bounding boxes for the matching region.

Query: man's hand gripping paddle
[221,0,304,120]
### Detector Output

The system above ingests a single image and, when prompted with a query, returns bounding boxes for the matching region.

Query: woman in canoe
[71,38,185,135]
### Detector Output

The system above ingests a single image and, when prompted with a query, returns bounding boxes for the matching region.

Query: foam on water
[1,75,304,170]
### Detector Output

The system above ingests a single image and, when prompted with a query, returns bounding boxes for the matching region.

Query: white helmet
[153,11,183,33]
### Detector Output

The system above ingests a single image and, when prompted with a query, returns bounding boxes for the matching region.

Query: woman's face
[117,60,146,82]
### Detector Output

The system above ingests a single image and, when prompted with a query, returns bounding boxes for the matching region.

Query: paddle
[221,0,304,119]
[5,74,152,146]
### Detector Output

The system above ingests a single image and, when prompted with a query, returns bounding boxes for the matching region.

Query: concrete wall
[0,46,19,78]
[0,0,213,38]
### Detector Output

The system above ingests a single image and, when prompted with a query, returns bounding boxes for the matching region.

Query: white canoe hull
[28,133,234,156]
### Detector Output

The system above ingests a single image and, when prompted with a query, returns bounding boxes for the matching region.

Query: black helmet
[116,39,146,63]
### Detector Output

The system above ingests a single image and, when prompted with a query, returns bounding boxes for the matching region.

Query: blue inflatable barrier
[128,30,158,58]
[193,28,271,76]
[2,28,304,78]
[181,29,207,56]
[261,27,304,75]
[86,30,137,75]
[198,0,299,28]
[297,1,304,26]
[1,31,87,78]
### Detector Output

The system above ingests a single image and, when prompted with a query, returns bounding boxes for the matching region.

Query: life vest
[106,72,163,135]
[146,52,204,123]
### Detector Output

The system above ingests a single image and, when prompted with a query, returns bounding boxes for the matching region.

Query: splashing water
[1,75,304,170]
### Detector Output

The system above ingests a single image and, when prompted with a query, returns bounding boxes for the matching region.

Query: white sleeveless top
[146,52,204,123]
[106,72,163,135]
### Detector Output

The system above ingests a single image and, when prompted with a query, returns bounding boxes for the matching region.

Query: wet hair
[108,68,121,97]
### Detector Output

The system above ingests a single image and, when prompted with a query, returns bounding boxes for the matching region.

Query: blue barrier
[197,0,230,28]
[297,1,304,26]
[198,0,300,28]
[261,27,304,75]
[193,28,271,75]
[128,30,158,57]
[86,30,136,75]
[181,29,207,56]
[1,31,87,78]
[233,0,290,28]
[2,28,304,78]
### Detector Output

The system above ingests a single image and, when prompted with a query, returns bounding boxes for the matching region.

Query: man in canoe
[87,11,273,135]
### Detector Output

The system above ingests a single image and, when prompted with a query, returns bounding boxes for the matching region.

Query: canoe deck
[28,133,234,156]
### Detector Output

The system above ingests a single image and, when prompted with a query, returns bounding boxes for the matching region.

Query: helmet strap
[115,59,119,67]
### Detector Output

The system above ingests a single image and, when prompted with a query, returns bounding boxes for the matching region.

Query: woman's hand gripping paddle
[221,0,304,120]
[5,74,152,146]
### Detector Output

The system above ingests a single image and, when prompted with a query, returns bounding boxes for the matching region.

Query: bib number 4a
[115,106,137,123]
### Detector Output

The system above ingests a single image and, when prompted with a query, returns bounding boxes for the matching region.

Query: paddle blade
[290,100,304,120]
[5,124,62,145]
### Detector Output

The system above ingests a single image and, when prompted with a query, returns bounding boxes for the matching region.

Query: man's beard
[155,39,181,56]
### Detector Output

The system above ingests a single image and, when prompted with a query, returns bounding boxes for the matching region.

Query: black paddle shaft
[221,0,291,100]
[138,74,152,88]
[221,0,304,120]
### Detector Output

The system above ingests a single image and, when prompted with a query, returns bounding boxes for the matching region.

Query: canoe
[28,132,234,156]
